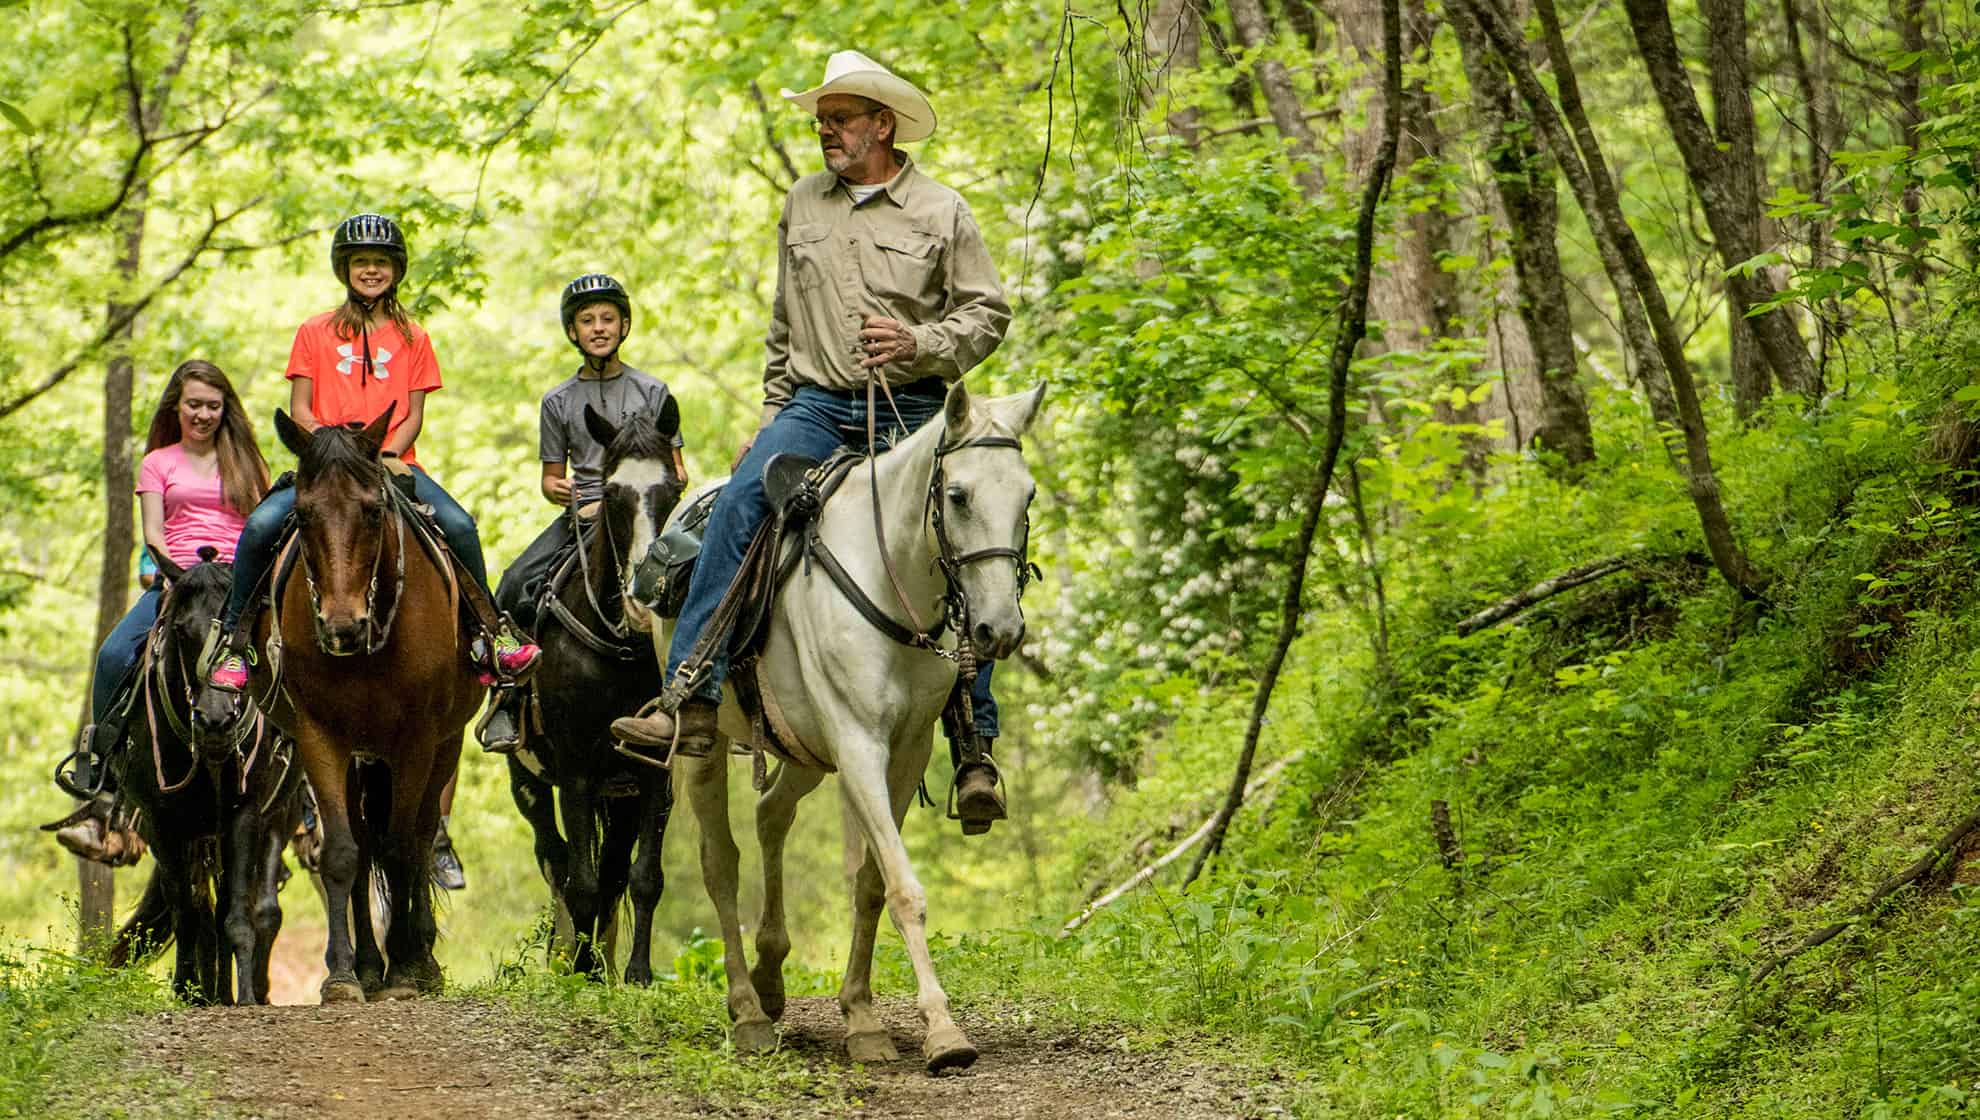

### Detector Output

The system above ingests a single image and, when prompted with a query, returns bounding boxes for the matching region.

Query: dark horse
[111,549,307,1003]
[198,406,479,1002]
[509,402,682,981]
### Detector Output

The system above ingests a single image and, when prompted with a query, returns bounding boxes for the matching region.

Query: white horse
[653,380,1044,1073]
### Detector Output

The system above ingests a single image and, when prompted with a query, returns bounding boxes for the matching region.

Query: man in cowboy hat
[612,49,1015,834]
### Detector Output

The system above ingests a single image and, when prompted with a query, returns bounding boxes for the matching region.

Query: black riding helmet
[331,213,408,295]
[561,273,633,368]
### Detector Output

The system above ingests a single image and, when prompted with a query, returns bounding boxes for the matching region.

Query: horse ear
[943,379,972,435]
[152,548,186,585]
[583,404,619,448]
[999,381,1048,435]
[358,403,396,453]
[655,395,681,441]
[275,409,310,459]
[196,545,219,565]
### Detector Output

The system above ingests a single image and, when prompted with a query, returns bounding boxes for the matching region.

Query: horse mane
[300,422,386,485]
[600,411,671,481]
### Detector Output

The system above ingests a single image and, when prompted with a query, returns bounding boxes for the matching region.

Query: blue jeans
[667,383,999,738]
[220,466,488,630]
[91,585,160,721]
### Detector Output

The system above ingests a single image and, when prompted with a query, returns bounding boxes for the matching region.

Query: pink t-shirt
[136,444,249,566]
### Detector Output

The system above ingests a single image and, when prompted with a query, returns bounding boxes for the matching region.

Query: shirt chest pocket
[787,223,834,292]
[865,228,942,306]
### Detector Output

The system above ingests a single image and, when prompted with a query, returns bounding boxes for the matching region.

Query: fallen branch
[1454,554,1634,636]
[1062,752,1303,935]
[1746,805,1980,989]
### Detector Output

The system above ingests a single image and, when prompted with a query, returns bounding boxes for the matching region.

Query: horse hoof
[320,978,366,1004]
[734,1020,778,1056]
[923,1025,978,1074]
[374,984,420,1001]
[847,1030,900,1064]
[750,964,785,1021]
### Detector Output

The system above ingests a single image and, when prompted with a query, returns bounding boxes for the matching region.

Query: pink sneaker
[208,654,250,693]
[492,633,540,677]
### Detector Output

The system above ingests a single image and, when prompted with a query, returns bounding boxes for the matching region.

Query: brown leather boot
[954,758,1007,836]
[611,699,720,768]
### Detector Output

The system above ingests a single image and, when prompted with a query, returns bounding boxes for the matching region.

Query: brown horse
[196,405,480,1002]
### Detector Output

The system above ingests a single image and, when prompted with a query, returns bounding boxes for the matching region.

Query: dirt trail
[119,995,1292,1119]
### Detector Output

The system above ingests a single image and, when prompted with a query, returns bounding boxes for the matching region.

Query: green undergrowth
[470,926,859,1108]
[888,353,1980,1116]
[0,940,208,1119]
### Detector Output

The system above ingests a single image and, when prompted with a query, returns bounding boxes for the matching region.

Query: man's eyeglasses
[814,109,879,134]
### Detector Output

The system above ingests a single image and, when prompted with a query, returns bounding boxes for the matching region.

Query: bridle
[300,476,408,657]
[145,577,268,795]
[861,375,1039,669]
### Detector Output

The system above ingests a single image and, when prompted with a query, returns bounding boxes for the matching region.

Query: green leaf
[0,99,29,132]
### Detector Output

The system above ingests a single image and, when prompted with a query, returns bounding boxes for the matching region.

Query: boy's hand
[546,476,574,506]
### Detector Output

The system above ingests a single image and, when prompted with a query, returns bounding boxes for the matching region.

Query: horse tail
[107,867,174,967]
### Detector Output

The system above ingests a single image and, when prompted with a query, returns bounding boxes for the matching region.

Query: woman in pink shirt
[57,360,271,859]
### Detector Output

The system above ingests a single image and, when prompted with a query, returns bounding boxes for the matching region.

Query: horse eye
[946,485,968,508]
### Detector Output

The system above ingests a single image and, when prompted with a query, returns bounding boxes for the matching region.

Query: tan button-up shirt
[762,156,1011,413]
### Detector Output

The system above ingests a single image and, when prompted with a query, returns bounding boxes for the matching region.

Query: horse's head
[157,547,236,758]
[156,546,231,658]
[932,380,1046,663]
[276,405,395,656]
[586,396,685,633]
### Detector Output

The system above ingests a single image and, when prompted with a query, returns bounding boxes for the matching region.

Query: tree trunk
[1447,0,1595,468]
[1463,0,1769,598]
[1228,0,1327,197]
[1894,0,1926,299]
[1623,0,1821,400]
[1781,0,1842,376]
[1145,0,1204,144]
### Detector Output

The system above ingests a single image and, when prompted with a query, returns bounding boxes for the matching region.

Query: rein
[144,580,265,795]
[300,476,409,656]
[844,374,1038,667]
[552,496,645,660]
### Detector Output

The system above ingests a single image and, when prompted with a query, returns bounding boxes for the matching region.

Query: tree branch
[0,203,246,422]
[747,80,800,187]
[1063,752,1305,933]
[1182,0,1403,889]
[1746,805,1980,989]
[1454,554,1635,635]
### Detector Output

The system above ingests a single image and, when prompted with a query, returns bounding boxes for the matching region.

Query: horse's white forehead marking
[607,460,671,495]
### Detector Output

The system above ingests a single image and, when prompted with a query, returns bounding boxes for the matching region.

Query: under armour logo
[335,343,394,379]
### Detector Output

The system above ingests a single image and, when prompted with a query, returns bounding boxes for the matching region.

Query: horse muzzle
[315,614,372,656]
[970,616,1025,663]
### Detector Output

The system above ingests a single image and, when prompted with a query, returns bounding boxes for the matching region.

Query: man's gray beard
[825,132,873,176]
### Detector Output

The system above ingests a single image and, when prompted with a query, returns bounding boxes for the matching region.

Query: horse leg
[622,773,675,987]
[301,737,365,1003]
[754,763,825,1022]
[839,815,897,1063]
[380,743,451,997]
[595,793,640,983]
[247,802,290,1005]
[221,793,261,1004]
[835,740,977,1073]
[152,834,204,1003]
[349,760,388,994]
[682,746,775,1053]
[557,775,606,979]
[508,757,576,961]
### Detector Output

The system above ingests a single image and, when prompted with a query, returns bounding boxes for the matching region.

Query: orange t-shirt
[286,310,443,468]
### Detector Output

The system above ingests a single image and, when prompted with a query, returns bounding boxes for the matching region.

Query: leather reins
[299,477,408,656]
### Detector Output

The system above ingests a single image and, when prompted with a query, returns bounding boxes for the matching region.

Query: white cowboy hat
[780,50,936,144]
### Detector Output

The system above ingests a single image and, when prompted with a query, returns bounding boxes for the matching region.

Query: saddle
[652,449,941,782]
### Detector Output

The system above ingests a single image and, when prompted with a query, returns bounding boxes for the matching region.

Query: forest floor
[74,992,1291,1119]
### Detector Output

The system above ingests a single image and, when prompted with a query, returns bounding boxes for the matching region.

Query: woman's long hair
[144,360,272,517]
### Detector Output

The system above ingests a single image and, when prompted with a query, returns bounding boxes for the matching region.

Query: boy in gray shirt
[479,274,686,751]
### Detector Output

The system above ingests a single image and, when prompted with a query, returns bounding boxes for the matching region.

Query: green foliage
[0,942,194,1119]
